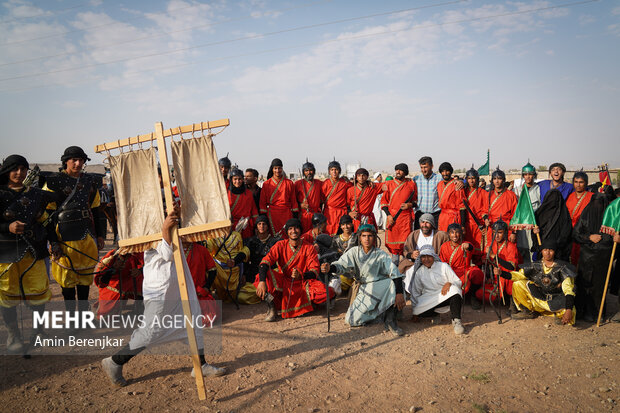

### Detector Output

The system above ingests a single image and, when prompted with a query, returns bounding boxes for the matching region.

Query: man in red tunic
[440,224,484,299]
[95,250,144,317]
[437,162,465,232]
[484,168,518,248]
[295,161,323,233]
[346,168,384,231]
[183,242,218,318]
[479,220,520,306]
[382,163,417,263]
[565,171,593,265]
[254,219,335,321]
[259,158,299,237]
[321,160,352,235]
[301,213,329,245]
[462,167,488,263]
[228,168,258,239]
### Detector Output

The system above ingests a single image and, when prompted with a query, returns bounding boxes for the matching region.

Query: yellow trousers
[512,280,576,325]
[213,265,260,305]
[0,253,51,307]
[52,235,97,288]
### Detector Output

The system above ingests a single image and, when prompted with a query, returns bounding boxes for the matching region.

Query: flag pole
[596,242,617,327]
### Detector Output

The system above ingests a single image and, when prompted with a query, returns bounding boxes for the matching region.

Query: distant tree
[538,165,547,172]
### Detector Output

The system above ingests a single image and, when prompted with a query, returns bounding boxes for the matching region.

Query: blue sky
[1,0,618,174]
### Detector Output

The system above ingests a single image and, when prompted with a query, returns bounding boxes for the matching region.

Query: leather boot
[264,300,276,322]
[384,306,403,336]
[6,323,25,354]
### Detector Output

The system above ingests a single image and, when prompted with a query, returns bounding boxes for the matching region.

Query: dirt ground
[1,232,619,412]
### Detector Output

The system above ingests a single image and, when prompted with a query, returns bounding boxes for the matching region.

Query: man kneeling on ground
[406,245,465,335]
[321,224,406,336]
[498,239,576,325]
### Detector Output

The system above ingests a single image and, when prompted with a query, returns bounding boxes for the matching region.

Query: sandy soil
[1,232,619,413]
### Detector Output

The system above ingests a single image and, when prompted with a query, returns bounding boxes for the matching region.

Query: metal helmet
[302,159,315,172]
[465,164,479,179]
[521,161,537,177]
[311,212,327,228]
[491,167,506,180]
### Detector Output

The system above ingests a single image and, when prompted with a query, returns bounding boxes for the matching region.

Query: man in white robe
[322,224,405,336]
[101,206,226,387]
[406,245,465,335]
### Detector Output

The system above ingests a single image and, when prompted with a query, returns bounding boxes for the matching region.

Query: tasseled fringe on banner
[118,240,161,255]
[181,227,228,243]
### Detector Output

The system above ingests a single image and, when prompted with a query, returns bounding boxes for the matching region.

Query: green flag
[601,197,620,235]
[510,184,537,230]
[477,150,489,176]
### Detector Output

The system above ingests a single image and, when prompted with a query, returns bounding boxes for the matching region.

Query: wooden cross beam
[94,119,230,401]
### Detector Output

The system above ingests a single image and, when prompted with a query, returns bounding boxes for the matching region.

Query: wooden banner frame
[95,119,231,400]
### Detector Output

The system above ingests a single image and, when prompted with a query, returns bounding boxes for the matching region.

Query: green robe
[332,246,403,326]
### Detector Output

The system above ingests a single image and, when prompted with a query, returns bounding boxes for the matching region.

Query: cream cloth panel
[109,148,164,252]
[171,135,230,241]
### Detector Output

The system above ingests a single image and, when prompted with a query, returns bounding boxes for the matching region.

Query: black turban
[355,168,369,177]
[394,163,409,175]
[0,154,29,185]
[61,146,90,163]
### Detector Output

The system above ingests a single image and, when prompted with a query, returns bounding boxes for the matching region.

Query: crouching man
[406,245,465,335]
[499,239,576,325]
[321,224,406,336]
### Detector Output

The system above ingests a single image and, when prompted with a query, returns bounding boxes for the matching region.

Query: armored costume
[244,216,281,280]
[44,146,106,312]
[0,155,57,353]
[503,250,576,324]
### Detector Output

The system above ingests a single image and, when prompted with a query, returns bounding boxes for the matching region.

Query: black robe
[573,193,614,318]
[531,189,572,261]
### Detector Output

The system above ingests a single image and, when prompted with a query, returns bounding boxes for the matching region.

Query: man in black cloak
[573,192,615,321]
[532,189,572,262]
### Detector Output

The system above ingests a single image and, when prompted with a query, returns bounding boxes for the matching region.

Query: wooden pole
[596,242,617,327]
[155,122,207,399]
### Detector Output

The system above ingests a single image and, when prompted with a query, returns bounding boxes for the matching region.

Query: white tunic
[408,261,462,315]
[129,239,204,350]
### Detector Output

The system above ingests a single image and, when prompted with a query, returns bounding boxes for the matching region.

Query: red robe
[346,182,383,231]
[463,187,488,255]
[566,191,593,265]
[476,240,520,302]
[439,241,484,294]
[228,188,258,239]
[184,243,217,318]
[295,179,323,233]
[485,189,518,248]
[259,177,299,237]
[254,239,334,318]
[95,251,144,317]
[381,179,417,255]
[437,179,464,232]
[321,177,352,235]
